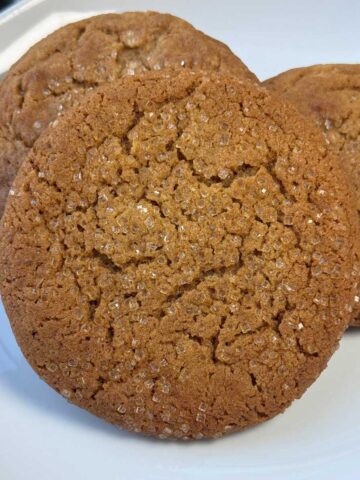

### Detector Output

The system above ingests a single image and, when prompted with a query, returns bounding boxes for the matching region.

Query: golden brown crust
[0,70,357,439]
[0,11,256,217]
[265,64,360,325]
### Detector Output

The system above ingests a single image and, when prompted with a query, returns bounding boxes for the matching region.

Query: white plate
[1,1,360,478]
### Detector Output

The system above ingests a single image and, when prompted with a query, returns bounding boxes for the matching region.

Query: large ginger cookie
[0,11,256,218]
[265,64,360,325]
[0,70,358,439]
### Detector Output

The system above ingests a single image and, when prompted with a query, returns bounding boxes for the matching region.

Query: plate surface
[1,0,360,479]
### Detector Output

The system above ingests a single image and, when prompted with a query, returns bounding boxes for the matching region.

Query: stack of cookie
[0,12,359,440]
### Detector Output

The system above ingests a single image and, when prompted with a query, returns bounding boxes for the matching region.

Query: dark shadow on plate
[0,359,131,440]
[1,357,260,446]
[344,326,360,337]
[1,358,224,445]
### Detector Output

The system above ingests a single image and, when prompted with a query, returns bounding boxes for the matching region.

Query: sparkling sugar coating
[0,70,358,439]
[265,64,360,325]
[0,11,257,217]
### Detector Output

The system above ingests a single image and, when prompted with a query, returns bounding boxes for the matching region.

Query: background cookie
[0,11,256,218]
[265,64,360,325]
[0,70,357,439]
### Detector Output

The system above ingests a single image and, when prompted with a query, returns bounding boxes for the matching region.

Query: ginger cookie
[265,64,360,325]
[0,70,357,439]
[0,11,256,218]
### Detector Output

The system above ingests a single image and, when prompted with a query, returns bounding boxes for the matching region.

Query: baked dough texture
[0,70,358,439]
[265,64,360,325]
[0,11,257,217]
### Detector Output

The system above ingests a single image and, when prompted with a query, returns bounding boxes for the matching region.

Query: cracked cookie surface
[0,11,256,217]
[265,64,360,325]
[0,70,358,439]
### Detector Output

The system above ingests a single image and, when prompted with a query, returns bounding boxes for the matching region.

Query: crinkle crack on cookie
[0,70,358,439]
[0,11,257,217]
[265,64,360,325]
